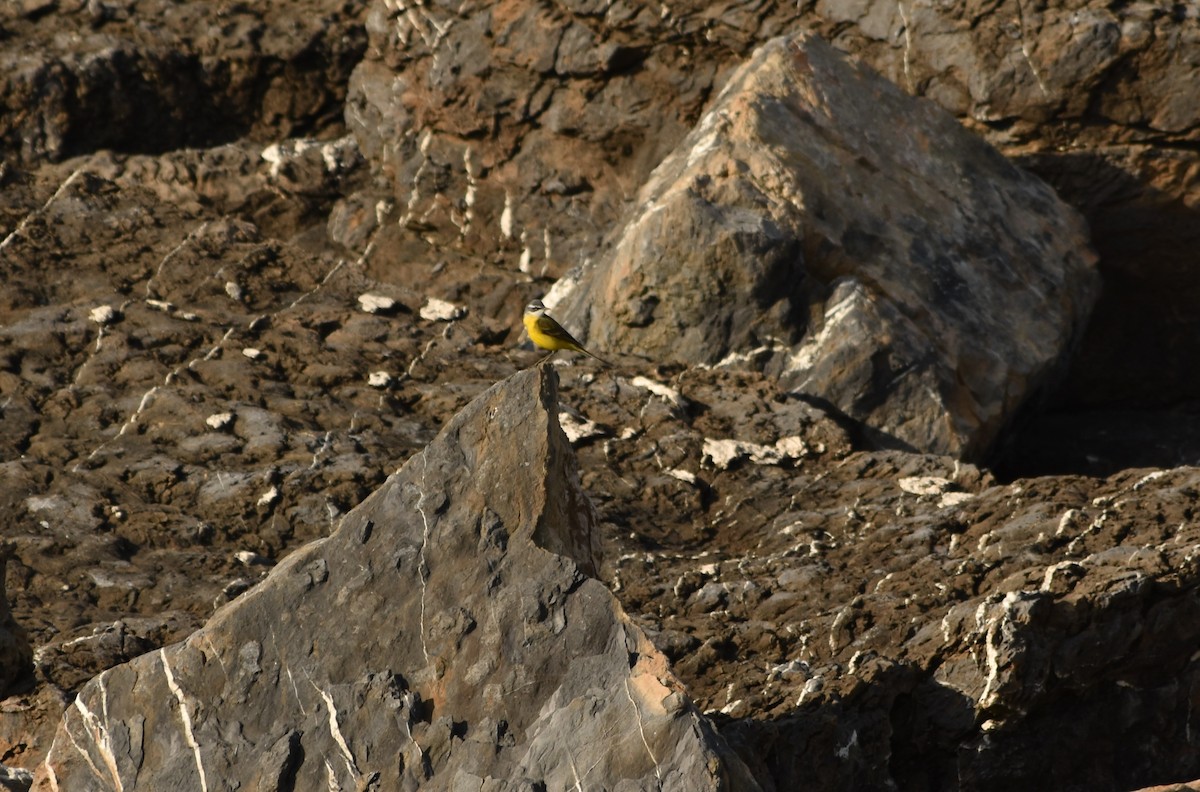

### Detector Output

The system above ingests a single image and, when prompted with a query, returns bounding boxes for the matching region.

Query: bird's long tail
[581,346,611,367]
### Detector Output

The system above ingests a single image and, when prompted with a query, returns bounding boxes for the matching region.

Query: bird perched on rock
[523,299,610,365]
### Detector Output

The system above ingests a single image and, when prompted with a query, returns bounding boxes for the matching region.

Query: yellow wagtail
[523,299,610,365]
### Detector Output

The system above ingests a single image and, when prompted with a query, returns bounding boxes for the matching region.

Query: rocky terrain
[1,1,1199,790]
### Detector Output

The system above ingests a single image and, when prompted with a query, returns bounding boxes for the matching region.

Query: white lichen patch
[235,550,272,567]
[899,476,974,508]
[257,487,280,508]
[899,476,954,495]
[702,436,810,470]
[630,376,687,408]
[667,468,697,484]
[938,492,976,508]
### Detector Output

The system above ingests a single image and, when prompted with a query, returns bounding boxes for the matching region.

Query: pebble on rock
[206,412,235,431]
[419,297,466,321]
[88,305,119,325]
[358,293,397,314]
[256,486,279,507]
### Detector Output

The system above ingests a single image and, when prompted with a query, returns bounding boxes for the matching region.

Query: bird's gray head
[524,299,546,315]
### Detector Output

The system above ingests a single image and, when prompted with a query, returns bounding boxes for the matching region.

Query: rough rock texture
[0,161,407,647]
[4,1,1200,790]
[340,0,801,307]
[38,367,757,791]
[342,0,1200,435]
[552,33,1097,461]
[809,0,1198,146]
[792,0,1200,435]
[604,438,1200,790]
[0,0,368,165]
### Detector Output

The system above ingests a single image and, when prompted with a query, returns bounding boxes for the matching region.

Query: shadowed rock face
[0,0,367,165]
[0,545,32,699]
[552,33,1098,461]
[37,367,758,792]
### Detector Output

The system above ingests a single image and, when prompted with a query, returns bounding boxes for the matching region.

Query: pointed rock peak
[40,366,757,791]
[407,365,601,577]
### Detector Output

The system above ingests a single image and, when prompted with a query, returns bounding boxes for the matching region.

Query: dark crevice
[989,146,1200,480]
[4,16,367,166]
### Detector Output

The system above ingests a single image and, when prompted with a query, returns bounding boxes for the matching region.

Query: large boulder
[551,32,1098,460]
[341,0,1200,431]
[37,367,758,791]
[801,0,1200,429]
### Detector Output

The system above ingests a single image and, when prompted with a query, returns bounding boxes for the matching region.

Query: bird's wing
[536,315,584,347]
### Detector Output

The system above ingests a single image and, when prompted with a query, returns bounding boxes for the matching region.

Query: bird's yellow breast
[524,312,575,351]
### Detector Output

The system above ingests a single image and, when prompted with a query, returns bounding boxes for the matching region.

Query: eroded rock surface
[339,0,1200,446]
[553,33,1097,461]
[603,436,1200,788]
[0,0,367,165]
[3,2,1200,790]
[38,368,758,791]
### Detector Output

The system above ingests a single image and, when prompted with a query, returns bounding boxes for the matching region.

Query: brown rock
[3,2,1200,789]
[553,33,1097,460]
[0,0,366,166]
[613,441,1200,789]
[801,0,1200,441]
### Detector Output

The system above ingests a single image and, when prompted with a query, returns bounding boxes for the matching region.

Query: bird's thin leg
[538,349,557,366]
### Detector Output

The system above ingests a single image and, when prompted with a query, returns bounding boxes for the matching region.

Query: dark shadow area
[955,677,1200,792]
[992,406,1200,480]
[56,46,364,160]
[952,584,1200,792]
[58,51,249,157]
[719,583,1200,791]
[791,392,921,455]
[889,679,977,792]
[995,150,1200,479]
[1,11,367,168]
[717,662,977,792]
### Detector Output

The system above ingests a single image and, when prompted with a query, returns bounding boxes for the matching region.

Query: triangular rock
[39,368,757,791]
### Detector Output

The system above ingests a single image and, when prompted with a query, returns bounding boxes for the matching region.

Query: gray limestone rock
[552,32,1098,461]
[38,368,758,791]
